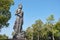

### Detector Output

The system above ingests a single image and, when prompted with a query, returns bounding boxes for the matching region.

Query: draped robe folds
[13,9,23,34]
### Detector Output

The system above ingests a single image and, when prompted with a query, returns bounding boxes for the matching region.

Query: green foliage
[26,27,33,40]
[0,0,14,29]
[46,14,54,24]
[0,11,11,28]
[26,14,60,40]
[54,19,60,37]
[0,34,8,39]
[0,0,14,10]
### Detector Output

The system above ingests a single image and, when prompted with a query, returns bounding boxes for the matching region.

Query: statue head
[18,3,23,9]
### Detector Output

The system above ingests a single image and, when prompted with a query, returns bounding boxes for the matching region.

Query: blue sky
[0,0,60,38]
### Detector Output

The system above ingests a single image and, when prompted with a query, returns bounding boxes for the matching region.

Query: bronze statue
[13,4,24,39]
[13,4,25,40]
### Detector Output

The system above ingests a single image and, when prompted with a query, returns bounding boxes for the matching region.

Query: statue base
[13,31,25,40]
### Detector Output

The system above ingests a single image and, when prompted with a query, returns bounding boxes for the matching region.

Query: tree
[32,19,43,40]
[46,14,56,40]
[0,34,8,39]
[26,27,33,40]
[26,14,60,40]
[54,19,60,40]
[46,14,54,24]
[0,0,14,29]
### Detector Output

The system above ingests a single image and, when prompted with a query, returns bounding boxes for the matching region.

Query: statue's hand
[15,14,17,15]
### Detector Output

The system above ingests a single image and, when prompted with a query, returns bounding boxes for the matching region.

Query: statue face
[18,4,23,9]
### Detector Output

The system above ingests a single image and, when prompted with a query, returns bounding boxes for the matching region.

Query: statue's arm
[15,9,18,15]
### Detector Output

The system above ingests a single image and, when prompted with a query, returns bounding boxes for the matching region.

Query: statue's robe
[13,9,23,34]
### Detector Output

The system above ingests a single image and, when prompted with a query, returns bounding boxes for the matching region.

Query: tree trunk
[38,33,39,40]
[52,34,55,40]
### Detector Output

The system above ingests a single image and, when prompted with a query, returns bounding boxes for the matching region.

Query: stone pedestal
[13,31,25,40]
